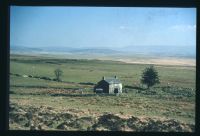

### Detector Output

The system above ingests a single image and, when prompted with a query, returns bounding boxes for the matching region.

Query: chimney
[102,76,105,80]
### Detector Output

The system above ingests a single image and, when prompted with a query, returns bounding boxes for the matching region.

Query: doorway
[114,88,118,93]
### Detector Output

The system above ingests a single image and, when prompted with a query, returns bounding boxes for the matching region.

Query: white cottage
[94,76,122,94]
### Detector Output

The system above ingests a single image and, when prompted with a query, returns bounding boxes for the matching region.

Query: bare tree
[54,68,63,82]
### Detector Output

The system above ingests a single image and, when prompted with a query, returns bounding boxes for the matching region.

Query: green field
[9,54,196,131]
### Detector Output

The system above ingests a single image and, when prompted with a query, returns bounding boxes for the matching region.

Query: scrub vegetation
[9,54,195,131]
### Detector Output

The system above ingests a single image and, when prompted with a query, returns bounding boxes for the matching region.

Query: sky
[10,6,196,48]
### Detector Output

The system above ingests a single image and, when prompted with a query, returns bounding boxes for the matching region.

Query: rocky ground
[9,103,194,132]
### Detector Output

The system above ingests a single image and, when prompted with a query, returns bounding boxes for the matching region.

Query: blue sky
[10,6,196,48]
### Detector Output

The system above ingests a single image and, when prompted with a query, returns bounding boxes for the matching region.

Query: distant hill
[119,45,196,58]
[10,45,196,59]
[10,45,121,55]
[11,46,43,52]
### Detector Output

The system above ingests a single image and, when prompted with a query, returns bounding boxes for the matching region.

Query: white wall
[109,83,122,93]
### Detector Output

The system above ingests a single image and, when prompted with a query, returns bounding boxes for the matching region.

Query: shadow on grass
[10,91,118,97]
[51,93,99,97]
[10,85,80,90]
[51,93,118,97]
[124,85,146,91]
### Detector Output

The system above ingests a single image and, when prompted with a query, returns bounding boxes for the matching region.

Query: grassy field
[9,54,196,131]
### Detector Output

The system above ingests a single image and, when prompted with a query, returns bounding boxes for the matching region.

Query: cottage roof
[103,77,121,84]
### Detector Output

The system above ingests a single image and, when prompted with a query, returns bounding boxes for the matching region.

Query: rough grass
[10,54,195,88]
[9,54,196,131]
[10,83,195,124]
[9,102,194,131]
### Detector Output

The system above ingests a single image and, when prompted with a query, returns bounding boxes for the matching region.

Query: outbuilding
[94,76,122,94]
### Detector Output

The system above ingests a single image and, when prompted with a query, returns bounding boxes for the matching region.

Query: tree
[140,65,160,89]
[54,68,63,82]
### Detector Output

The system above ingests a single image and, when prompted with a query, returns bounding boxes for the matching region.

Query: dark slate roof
[103,77,121,84]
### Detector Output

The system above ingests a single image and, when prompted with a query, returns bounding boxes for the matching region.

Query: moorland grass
[9,54,196,126]
[10,54,195,88]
